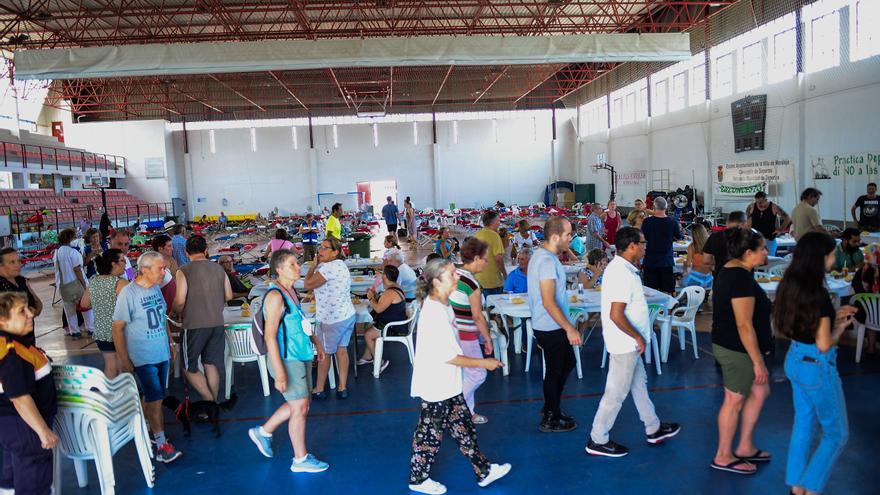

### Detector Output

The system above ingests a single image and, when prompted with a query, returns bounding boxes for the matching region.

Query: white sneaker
[477,463,512,487]
[471,413,488,425]
[0,487,15,495]
[409,478,447,494]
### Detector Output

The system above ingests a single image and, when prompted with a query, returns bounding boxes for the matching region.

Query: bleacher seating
[65,190,152,212]
[0,189,159,226]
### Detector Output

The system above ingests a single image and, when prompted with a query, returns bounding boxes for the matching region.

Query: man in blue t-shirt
[381,196,399,234]
[112,251,181,463]
[527,217,580,434]
[639,197,682,294]
[503,248,531,294]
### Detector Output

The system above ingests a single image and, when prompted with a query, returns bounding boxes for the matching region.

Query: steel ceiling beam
[18,0,740,122]
[327,68,350,108]
[0,1,738,49]
[268,71,308,110]
[473,66,510,104]
[432,65,455,107]
[207,74,266,111]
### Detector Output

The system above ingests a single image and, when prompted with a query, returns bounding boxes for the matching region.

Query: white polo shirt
[600,255,651,354]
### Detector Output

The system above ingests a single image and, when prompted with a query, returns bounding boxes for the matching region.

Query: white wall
[174,112,578,215]
[577,55,880,221]
[64,120,177,206]
[185,126,313,216]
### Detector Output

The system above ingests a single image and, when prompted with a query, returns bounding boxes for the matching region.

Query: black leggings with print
[409,394,490,484]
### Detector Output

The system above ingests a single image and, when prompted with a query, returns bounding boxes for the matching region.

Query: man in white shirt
[587,226,680,458]
[384,250,417,300]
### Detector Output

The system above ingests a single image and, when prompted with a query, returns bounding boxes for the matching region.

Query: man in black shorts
[639,197,681,294]
[173,236,233,403]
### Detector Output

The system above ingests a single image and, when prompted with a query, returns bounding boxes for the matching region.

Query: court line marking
[213,369,880,423]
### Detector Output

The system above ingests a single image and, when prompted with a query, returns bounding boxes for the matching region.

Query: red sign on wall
[51,121,64,143]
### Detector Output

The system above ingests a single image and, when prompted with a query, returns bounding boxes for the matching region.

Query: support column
[307,114,319,212]
[183,153,195,221]
[308,148,319,211]
[575,94,582,184]
[432,143,441,209]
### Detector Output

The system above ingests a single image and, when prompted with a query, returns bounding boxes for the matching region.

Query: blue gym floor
[41,333,880,494]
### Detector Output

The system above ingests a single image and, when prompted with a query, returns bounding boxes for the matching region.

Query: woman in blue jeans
[772,232,857,495]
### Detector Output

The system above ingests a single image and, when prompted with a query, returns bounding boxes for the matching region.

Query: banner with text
[811,152,880,180]
[714,182,767,197]
[619,170,647,186]
[715,159,794,184]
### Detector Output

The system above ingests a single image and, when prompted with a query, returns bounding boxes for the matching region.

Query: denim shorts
[134,361,170,402]
[317,315,356,353]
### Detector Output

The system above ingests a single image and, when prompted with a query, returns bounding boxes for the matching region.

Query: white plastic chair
[601,305,665,375]
[656,287,705,361]
[52,369,154,495]
[485,310,510,376]
[526,310,584,379]
[373,302,420,378]
[224,323,270,399]
[852,293,880,363]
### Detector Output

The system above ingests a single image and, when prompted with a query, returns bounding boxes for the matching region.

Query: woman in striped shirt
[448,237,494,425]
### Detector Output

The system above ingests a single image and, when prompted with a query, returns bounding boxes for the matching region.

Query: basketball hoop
[83,173,109,189]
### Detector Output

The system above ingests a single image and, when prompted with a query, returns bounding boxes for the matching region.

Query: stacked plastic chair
[52,364,155,495]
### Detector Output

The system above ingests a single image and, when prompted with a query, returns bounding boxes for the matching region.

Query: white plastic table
[673,235,797,253]
[486,288,677,371]
[758,276,852,300]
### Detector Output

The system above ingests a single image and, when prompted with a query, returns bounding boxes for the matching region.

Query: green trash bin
[347,232,372,259]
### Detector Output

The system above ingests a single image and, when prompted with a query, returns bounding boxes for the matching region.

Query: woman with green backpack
[247,249,329,473]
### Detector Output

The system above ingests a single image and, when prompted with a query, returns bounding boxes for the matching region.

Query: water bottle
[577,283,584,300]
[506,291,513,303]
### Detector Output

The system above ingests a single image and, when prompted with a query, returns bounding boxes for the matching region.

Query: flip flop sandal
[736,450,771,463]
[710,459,757,475]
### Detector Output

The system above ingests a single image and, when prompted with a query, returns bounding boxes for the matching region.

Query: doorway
[356,180,397,209]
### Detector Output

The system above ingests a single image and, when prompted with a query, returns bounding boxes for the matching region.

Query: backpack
[249,287,290,356]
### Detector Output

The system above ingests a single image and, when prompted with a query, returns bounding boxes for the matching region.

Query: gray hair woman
[407,259,510,494]
[247,249,329,473]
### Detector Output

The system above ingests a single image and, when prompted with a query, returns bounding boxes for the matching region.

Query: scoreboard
[731,95,767,153]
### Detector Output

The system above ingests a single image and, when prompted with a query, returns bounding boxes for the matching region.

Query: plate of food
[770,275,783,282]
[510,297,525,305]
[845,274,854,282]
[352,276,365,282]
[755,277,770,283]
[569,295,579,303]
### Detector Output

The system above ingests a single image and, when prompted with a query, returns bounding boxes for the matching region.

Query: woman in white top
[407,259,510,495]
[54,228,94,338]
[303,236,356,400]
[511,219,538,261]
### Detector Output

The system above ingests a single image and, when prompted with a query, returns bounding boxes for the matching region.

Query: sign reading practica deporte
[714,159,794,184]
[811,152,880,180]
